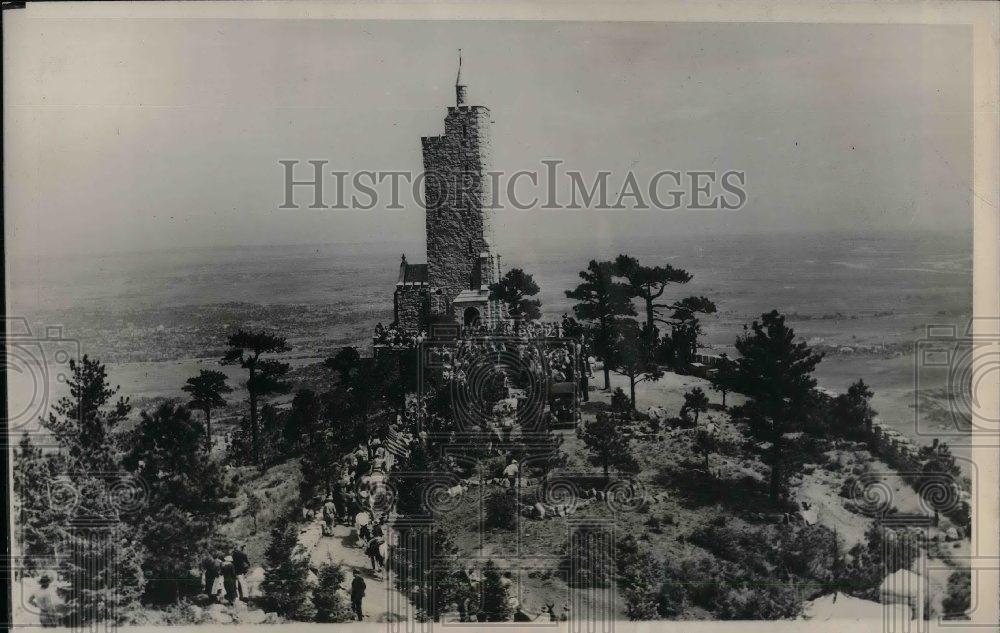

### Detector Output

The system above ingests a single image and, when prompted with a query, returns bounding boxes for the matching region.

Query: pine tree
[312,563,354,622]
[221,330,291,464]
[709,353,738,407]
[326,347,394,458]
[658,296,716,369]
[122,402,233,604]
[580,412,637,479]
[609,320,663,410]
[261,518,314,619]
[682,387,709,424]
[37,356,145,621]
[565,260,636,389]
[613,254,693,348]
[182,369,232,453]
[731,310,823,502]
[693,423,718,468]
[13,433,61,573]
[283,389,321,452]
[41,355,131,471]
[392,526,463,621]
[55,474,146,625]
[489,268,542,332]
[829,379,876,440]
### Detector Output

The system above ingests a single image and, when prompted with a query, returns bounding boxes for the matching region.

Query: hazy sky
[4,18,973,262]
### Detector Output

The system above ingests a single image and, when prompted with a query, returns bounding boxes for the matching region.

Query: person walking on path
[221,556,238,605]
[332,486,346,520]
[503,459,519,490]
[350,569,367,621]
[322,496,338,535]
[233,544,250,600]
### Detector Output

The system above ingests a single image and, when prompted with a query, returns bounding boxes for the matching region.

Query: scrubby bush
[563,527,615,588]
[313,563,354,622]
[677,554,734,609]
[478,456,508,482]
[485,489,517,530]
[616,536,689,620]
[479,560,513,621]
[941,569,971,620]
[844,524,920,599]
[690,522,837,612]
[716,582,802,619]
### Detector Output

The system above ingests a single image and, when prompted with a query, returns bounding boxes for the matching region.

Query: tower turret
[455,49,467,105]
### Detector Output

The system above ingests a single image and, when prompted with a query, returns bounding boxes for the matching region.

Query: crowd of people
[303,428,414,620]
[200,543,253,606]
[302,320,588,623]
[374,318,577,349]
[372,323,423,349]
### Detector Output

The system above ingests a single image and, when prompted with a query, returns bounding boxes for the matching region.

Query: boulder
[240,609,268,624]
[879,569,923,606]
[185,605,204,623]
[206,604,233,624]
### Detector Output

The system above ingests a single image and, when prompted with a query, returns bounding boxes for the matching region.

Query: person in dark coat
[350,569,366,621]
[202,555,220,596]
[232,544,250,599]
[332,486,346,520]
[220,556,238,605]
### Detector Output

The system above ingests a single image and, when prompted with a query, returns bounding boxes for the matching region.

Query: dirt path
[298,517,408,622]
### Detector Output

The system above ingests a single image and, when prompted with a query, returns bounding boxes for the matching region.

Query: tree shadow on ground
[653,462,792,517]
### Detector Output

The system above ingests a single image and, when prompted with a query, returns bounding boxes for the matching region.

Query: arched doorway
[463,306,481,328]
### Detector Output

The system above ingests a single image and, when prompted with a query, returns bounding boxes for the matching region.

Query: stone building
[394,54,499,332]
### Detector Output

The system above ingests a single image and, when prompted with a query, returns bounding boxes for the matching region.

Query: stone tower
[392,52,497,333]
[421,51,495,322]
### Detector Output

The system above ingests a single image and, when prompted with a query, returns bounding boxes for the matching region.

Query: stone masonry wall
[394,286,428,332]
[422,105,494,314]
